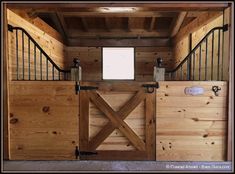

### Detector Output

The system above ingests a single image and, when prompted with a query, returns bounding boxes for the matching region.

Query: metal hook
[212,86,221,96]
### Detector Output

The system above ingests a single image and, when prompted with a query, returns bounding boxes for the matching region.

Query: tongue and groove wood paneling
[156,81,227,161]
[9,81,79,160]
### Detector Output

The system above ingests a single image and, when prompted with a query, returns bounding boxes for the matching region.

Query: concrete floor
[3,161,232,172]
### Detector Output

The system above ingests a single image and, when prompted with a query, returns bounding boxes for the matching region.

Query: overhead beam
[126,18,131,32]
[67,29,169,38]
[149,17,156,31]
[173,11,223,43]
[6,3,228,11]
[27,9,38,19]
[67,38,171,47]
[56,12,69,36]
[104,17,111,32]
[61,12,177,17]
[81,17,89,32]
[49,13,68,43]
[9,9,65,43]
[170,12,187,37]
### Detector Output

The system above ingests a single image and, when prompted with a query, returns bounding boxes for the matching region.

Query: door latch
[75,146,98,159]
[75,82,98,94]
[212,86,221,96]
[142,82,159,93]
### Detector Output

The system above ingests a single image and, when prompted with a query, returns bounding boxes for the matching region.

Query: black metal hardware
[156,58,163,67]
[73,58,80,67]
[75,146,97,159]
[75,82,98,94]
[8,24,14,32]
[223,24,228,32]
[211,31,214,80]
[212,86,221,96]
[142,83,159,93]
[217,30,221,80]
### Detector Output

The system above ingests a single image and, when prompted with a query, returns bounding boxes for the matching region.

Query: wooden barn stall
[2,2,233,168]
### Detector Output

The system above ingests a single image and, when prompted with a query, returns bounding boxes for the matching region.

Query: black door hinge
[142,82,159,93]
[75,146,98,159]
[75,82,98,94]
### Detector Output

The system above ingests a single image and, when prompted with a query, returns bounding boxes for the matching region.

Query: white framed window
[102,47,135,80]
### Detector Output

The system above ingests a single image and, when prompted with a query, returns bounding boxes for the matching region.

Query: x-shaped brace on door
[88,90,146,151]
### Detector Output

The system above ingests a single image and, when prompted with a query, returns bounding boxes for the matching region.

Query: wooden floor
[3,161,232,172]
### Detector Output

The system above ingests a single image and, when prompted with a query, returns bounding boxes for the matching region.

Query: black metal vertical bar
[40,51,42,80]
[205,38,208,81]
[52,66,54,80]
[16,30,19,80]
[211,31,214,80]
[22,31,24,80]
[217,29,221,80]
[28,37,30,80]
[180,65,183,80]
[46,59,48,80]
[34,45,36,80]
[188,33,192,80]
[199,45,201,80]
[185,59,188,80]
[193,52,195,80]
[221,28,224,80]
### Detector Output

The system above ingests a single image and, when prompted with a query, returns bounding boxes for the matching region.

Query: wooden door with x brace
[79,81,157,160]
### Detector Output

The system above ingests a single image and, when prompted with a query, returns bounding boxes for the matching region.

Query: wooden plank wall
[156,81,227,161]
[172,15,223,80]
[7,9,67,80]
[66,47,173,81]
[9,81,79,160]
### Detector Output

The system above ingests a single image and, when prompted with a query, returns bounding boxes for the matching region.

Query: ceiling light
[98,7,139,13]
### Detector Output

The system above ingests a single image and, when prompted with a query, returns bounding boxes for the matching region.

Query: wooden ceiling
[7,3,227,46]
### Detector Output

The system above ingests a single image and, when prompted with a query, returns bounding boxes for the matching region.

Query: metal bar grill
[9,25,70,81]
[166,26,225,81]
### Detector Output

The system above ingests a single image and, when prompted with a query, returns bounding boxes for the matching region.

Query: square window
[102,47,134,80]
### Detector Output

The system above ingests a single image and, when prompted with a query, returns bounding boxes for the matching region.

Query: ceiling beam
[104,17,111,32]
[27,9,38,19]
[49,13,68,43]
[173,11,223,43]
[67,29,169,38]
[170,12,187,37]
[9,9,64,43]
[61,12,177,17]
[68,38,171,47]
[56,12,69,35]
[149,17,156,31]
[6,3,228,11]
[126,18,131,32]
[81,17,89,32]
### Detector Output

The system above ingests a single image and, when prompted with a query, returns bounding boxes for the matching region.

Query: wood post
[3,3,9,160]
